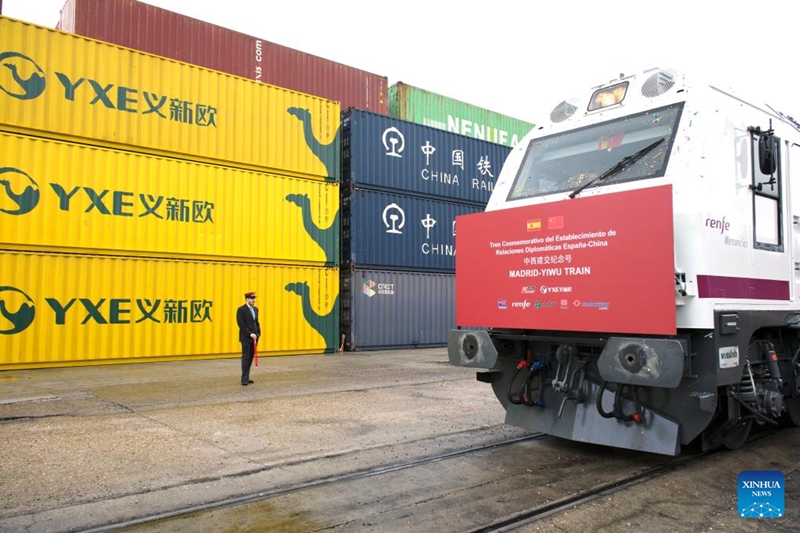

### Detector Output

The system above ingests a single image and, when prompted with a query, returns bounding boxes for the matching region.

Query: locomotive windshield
[508,102,683,200]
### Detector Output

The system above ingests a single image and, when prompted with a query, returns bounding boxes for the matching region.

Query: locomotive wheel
[784,398,800,427]
[721,419,752,450]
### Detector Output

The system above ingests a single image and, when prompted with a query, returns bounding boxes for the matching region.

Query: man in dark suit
[236,291,261,386]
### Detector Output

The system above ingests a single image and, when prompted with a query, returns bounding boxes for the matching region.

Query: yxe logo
[0,286,36,334]
[0,50,218,127]
[0,286,213,335]
[738,470,784,518]
[0,165,215,223]
[0,52,46,100]
[0,167,40,215]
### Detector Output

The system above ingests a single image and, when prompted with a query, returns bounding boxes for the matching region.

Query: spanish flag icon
[527,219,542,231]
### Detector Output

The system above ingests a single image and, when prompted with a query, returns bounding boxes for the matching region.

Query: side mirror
[759,134,778,176]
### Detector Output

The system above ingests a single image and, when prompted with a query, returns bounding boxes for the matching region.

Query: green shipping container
[388,82,534,148]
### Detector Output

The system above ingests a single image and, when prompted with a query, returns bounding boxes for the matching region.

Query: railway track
[82,432,549,532]
[463,430,778,533]
[463,455,688,533]
[102,429,787,533]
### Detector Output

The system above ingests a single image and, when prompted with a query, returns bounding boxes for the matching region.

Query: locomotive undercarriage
[448,312,800,456]
[701,333,800,451]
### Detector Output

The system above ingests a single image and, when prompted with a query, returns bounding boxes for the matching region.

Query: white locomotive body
[449,68,800,455]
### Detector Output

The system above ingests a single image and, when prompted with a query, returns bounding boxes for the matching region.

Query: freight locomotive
[449,67,800,455]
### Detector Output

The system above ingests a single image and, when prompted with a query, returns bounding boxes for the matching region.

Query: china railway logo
[382,127,405,158]
[0,286,36,335]
[0,167,40,215]
[0,52,46,100]
[382,203,405,234]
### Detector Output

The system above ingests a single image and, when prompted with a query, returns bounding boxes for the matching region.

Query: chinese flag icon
[548,216,564,229]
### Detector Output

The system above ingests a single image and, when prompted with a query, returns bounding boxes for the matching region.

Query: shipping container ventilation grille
[641,69,676,98]
[550,99,579,123]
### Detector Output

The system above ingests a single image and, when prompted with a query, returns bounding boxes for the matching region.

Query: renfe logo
[705,216,730,234]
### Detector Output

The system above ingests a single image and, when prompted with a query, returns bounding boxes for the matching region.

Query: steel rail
[81,431,547,532]
[462,431,776,533]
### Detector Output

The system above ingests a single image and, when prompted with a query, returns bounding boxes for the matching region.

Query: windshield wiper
[568,137,665,199]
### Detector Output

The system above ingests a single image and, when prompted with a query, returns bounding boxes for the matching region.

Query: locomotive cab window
[507,103,683,200]
[751,132,783,251]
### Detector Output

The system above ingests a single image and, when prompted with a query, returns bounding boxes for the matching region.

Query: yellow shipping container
[0,17,340,181]
[0,131,339,264]
[0,251,340,369]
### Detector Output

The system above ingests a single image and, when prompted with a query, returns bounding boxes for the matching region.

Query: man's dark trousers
[241,338,255,383]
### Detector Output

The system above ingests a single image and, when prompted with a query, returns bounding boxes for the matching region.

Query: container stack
[0,17,341,369]
[54,0,532,354]
[3,1,535,366]
[340,109,512,350]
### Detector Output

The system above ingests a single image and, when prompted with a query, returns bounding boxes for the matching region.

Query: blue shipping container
[342,188,482,272]
[342,108,512,205]
[341,269,455,351]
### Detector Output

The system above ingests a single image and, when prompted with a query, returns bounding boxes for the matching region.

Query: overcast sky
[2,0,799,124]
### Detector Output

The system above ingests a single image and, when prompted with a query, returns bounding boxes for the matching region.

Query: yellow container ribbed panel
[0,131,339,264]
[0,251,340,369]
[0,17,340,181]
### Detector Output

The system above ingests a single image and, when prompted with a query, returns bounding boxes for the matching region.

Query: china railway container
[0,251,340,369]
[0,17,340,181]
[341,188,482,272]
[341,269,454,351]
[342,108,510,205]
[56,0,388,114]
[388,82,534,147]
[0,131,339,265]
